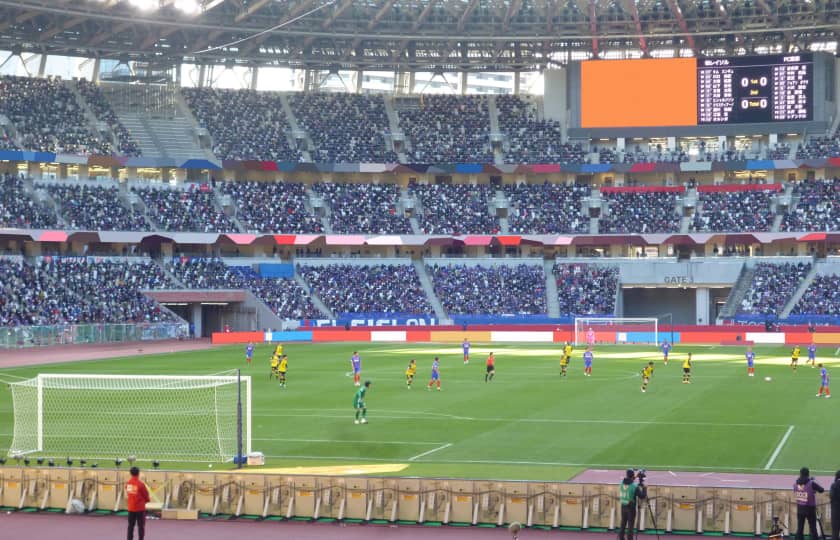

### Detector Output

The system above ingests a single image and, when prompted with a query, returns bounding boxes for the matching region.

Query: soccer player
[270,353,280,380]
[405,359,417,389]
[586,327,596,347]
[807,343,817,368]
[641,361,654,393]
[485,352,495,382]
[463,338,470,364]
[746,347,756,377]
[428,356,441,391]
[560,350,569,377]
[354,380,371,424]
[278,354,288,388]
[817,364,831,398]
[350,351,362,386]
[682,352,692,384]
[274,343,283,358]
[245,342,254,365]
[791,345,801,372]
[661,340,671,365]
[583,347,593,376]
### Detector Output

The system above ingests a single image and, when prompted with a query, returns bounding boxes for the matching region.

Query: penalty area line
[765,425,795,470]
[409,443,452,462]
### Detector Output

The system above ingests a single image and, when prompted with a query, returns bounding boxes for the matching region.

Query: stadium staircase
[487,96,505,165]
[292,271,334,319]
[543,259,560,318]
[382,96,409,163]
[304,187,332,233]
[716,263,756,322]
[772,183,796,232]
[153,259,187,288]
[589,187,602,234]
[492,189,509,234]
[412,259,449,322]
[118,186,152,229]
[214,190,246,233]
[780,263,819,318]
[64,80,118,152]
[278,94,313,162]
[31,183,64,227]
[399,188,421,234]
[680,187,696,233]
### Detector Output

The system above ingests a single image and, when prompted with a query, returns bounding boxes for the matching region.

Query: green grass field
[0,342,837,481]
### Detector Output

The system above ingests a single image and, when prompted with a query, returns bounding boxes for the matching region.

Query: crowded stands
[691,190,775,232]
[0,75,105,154]
[76,79,142,157]
[411,183,499,235]
[553,263,618,316]
[133,185,237,232]
[739,262,812,315]
[220,180,323,234]
[428,263,547,315]
[796,136,840,159]
[0,173,58,229]
[792,274,840,316]
[599,192,681,233]
[297,264,432,315]
[504,182,590,234]
[496,96,586,165]
[398,95,493,163]
[289,93,397,163]
[312,182,411,234]
[168,258,321,319]
[781,177,840,232]
[41,182,150,231]
[182,87,302,161]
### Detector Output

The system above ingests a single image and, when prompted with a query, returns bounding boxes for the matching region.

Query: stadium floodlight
[174,0,202,14]
[7,373,252,463]
[129,0,157,10]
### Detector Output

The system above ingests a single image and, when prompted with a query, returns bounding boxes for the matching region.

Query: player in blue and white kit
[745,347,755,377]
[583,347,593,376]
[807,344,817,368]
[351,351,362,386]
[428,356,441,391]
[661,340,671,365]
[817,364,831,398]
[245,342,254,365]
[462,338,470,364]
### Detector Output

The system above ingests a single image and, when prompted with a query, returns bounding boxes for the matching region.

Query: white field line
[765,425,795,470]
[408,443,453,461]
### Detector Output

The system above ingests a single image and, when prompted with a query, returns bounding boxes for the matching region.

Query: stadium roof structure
[0,0,837,72]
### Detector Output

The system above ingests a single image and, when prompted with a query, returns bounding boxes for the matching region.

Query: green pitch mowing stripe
[2,343,838,479]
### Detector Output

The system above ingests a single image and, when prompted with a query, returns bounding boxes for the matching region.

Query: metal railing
[0,322,188,349]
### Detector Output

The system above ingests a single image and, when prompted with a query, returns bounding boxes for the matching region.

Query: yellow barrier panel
[429,331,491,343]
[239,474,265,516]
[669,486,698,531]
[46,468,71,510]
[396,478,421,522]
[559,482,585,527]
[501,481,529,527]
[95,469,120,512]
[725,488,756,534]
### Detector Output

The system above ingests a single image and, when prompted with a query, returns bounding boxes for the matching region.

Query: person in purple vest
[794,466,825,540]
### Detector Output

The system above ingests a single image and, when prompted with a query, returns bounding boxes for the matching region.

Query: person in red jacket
[126,466,151,540]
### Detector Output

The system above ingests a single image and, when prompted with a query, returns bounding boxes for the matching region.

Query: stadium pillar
[77,165,89,180]
[695,288,710,326]
[460,72,467,95]
[92,58,101,83]
[191,304,203,338]
[250,66,259,90]
[356,69,363,93]
[513,72,521,95]
[38,54,47,77]
[198,64,207,88]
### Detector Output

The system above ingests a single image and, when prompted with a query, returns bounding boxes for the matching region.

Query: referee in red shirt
[126,466,151,540]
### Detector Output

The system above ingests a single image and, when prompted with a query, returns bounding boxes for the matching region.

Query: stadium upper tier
[3,78,840,165]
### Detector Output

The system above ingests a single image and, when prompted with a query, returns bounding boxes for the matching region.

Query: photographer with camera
[829,470,840,540]
[619,468,648,540]
[794,466,825,540]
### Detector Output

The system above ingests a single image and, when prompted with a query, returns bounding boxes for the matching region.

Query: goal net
[574,317,659,346]
[7,373,251,463]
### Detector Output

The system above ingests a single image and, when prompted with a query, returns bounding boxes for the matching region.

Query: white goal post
[574,317,660,346]
[7,373,251,463]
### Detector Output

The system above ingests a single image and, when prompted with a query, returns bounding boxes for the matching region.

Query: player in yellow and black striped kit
[641,361,654,393]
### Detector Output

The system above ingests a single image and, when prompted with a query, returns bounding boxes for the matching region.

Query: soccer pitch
[0,342,836,481]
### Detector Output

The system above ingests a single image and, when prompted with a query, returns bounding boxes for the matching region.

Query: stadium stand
[410,183,500,235]
[553,263,619,316]
[0,75,106,154]
[738,262,812,315]
[0,258,173,325]
[297,263,433,315]
[691,188,776,232]
[496,95,586,165]
[0,173,58,229]
[220,180,323,234]
[398,95,494,163]
[504,182,590,234]
[133,185,237,233]
[792,274,840,316]
[168,258,321,319]
[780,177,840,232]
[427,263,547,315]
[599,191,681,233]
[796,136,840,159]
[312,182,411,234]
[288,93,398,163]
[182,87,302,161]
[76,79,141,157]
[40,182,150,231]
[767,143,791,160]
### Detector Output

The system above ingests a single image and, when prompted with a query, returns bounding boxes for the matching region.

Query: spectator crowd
[739,262,811,315]
[554,263,618,316]
[691,190,775,232]
[76,79,141,157]
[496,96,586,165]
[599,192,681,233]
[411,183,499,234]
[428,263,547,315]
[792,274,840,316]
[133,185,237,233]
[220,180,323,234]
[781,177,840,232]
[0,173,58,229]
[504,182,589,234]
[41,182,150,231]
[313,182,411,234]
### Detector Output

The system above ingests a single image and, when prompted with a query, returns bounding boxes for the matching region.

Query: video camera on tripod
[632,468,647,485]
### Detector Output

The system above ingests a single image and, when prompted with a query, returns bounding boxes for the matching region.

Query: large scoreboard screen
[580,54,814,128]
[697,54,812,124]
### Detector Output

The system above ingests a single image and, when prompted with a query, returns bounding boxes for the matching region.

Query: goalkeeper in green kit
[354,380,371,424]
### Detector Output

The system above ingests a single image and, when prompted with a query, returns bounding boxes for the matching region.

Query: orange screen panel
[581,58,698,128]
